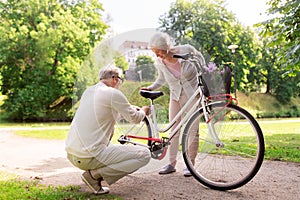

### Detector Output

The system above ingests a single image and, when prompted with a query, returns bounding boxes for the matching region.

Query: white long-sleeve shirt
[65,82,145,158]
[148,44,202,101]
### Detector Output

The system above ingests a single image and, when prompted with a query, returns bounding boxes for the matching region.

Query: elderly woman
[141,32,205,176]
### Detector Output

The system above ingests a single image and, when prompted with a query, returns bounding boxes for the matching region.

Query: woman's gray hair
[149,32,171,50]
[99,65,122,80]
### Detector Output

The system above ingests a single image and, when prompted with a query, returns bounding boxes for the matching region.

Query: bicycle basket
[200,63,232,97]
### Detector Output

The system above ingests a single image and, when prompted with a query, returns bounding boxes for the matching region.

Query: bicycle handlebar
[173,53,209,75]
[173,53,192,60]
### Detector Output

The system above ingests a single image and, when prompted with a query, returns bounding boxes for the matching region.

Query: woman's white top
[148,44,203,101]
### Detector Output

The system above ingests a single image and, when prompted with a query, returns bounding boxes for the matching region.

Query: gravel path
[1,130,299,200]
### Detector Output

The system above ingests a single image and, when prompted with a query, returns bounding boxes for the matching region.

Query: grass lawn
[0,172,119,200]
[1,118,299,162]
[258,119,300,162]
[0,118,299,198]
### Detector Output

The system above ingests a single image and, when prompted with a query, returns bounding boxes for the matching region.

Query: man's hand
[141,106,150,116]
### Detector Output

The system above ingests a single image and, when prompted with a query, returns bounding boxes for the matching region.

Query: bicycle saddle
[139,90,164,100]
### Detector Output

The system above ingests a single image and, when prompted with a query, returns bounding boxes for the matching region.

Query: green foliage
[0,0,298,122]
[114,54,129,72]
[120,81,298,123]
[135,55,156,81]
[253,37,299,101]
[237,92,300,118]
[257,0,300,75]
[253,0,300,100]
[274,76,297,103]
[158,0,299,100]
[158,0,260,94]
[72,40,123,109]
[0,0,108,121]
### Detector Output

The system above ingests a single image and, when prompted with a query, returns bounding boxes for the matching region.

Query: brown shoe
[81,170,109,195]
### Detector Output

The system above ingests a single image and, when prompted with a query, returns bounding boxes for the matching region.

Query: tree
[254,0,300,100]
[158,0,261,93]
[244,38,281,94]
[135,56,156,81]
[0,0,108,121]
[257,0,300,76]
[114,54,129,73]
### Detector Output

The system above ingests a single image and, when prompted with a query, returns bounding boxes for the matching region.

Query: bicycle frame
[121,88,236,149]
[150,86,203,143]
[118,53,265,191]
[119,53,237,149]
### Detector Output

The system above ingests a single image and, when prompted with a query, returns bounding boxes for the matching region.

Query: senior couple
[65,32,204,194]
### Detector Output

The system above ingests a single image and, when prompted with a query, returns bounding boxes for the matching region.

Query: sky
[100,0,270,34]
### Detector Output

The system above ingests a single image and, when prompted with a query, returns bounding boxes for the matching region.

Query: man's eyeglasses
[113,75,124,82]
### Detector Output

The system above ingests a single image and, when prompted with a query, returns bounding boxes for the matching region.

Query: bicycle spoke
[182,103,264,190]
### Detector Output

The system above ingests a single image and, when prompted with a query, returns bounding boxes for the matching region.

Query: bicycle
[116,53,265,191]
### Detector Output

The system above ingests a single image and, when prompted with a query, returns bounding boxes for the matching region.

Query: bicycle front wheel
[182,102,265,190]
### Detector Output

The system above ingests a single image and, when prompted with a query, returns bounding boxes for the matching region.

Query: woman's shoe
[159,164,176,174]
[183,168,192,177]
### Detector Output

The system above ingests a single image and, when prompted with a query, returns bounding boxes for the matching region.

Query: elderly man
[66,66,151,194]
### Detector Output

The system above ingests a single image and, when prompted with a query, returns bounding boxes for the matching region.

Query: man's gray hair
[149,32,171,50]
[99,65,122,80]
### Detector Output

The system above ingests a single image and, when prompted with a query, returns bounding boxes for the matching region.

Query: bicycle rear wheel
[115,116,167,159]
[115,116,153,146]
[182,102,265,190]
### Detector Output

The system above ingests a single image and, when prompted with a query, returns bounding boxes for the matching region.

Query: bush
[274,78,294,103]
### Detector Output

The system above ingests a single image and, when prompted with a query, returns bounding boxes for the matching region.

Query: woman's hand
[140,87,151,91]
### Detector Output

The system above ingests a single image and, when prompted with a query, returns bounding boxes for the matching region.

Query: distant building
[119,41,156,81]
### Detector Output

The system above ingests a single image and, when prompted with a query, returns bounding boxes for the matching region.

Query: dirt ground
[1,129,299,200]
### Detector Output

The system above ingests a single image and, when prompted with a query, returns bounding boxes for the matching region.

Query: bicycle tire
[115,116,153,145]
[182,102,265,190]
[143,116,154,147]
[114,116,171,160]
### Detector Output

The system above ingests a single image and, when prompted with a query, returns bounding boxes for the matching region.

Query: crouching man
[65,66,151,194]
